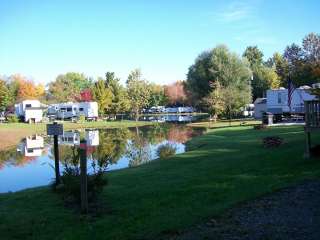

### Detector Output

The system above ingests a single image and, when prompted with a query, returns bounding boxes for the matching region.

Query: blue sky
[1,0,319,85]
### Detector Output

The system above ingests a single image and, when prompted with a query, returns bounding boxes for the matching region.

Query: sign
[47,123,63,136]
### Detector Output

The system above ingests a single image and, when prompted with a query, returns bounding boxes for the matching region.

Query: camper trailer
[15,100,43,123]
[266,86,316,117]
[49,101,98,120]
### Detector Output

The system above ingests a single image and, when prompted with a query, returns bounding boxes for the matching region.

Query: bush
[58,167,107,203]
[78,114,86,123]
[6,114,19,123]
[157,143,177,159]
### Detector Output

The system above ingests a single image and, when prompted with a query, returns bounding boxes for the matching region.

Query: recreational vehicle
[266,86,316,116]
[15,100,43,123]
[49,102,98,120]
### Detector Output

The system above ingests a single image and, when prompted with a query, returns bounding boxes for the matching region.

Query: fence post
[53,134,60,185]
[80,139,88,214]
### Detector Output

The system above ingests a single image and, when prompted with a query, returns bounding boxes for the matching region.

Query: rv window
[60,108,66,112]
[27,149,33,153]
[73,107,77,111]
[26,104,32,108]
[67,108,72,112]
[277,93,282,104]
[79,108,84,111]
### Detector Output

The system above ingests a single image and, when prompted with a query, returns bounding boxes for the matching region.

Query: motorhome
[254,98,267,119]
[266,86,316,116]
[15,100,43,123]
[48,101,98,120]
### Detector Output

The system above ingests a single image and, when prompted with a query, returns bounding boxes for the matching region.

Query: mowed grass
[0,120,153,151]
[1,125,320,240]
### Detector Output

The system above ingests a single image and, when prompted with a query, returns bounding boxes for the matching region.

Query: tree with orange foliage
[164,81,187,106]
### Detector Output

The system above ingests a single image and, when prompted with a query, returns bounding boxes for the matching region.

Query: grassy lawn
[0,120,153,151]
[1,125,320,240]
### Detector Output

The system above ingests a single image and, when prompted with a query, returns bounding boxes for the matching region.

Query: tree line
[1,32,319,119]
[185,32,320,120]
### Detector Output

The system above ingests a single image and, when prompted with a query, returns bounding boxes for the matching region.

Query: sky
[1,0,320,86]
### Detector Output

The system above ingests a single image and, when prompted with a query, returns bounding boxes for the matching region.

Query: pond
[0,124,205,193]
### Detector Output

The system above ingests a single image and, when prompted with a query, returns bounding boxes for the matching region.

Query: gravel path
[164,180,320,240]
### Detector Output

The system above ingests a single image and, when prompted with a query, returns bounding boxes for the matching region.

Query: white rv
[49,101,98,120]
[266,86,316,116]
[15,100,43,123]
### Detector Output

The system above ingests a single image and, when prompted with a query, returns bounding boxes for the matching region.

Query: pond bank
[0,121,154,151]
[1,125,320,239]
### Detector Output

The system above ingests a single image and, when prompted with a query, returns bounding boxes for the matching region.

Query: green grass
[1,125,320,240]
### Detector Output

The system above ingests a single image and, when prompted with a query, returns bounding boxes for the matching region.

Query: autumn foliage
[164,81,187,105]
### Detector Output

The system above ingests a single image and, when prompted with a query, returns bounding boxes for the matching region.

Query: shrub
[6,114,19,123]
[58,167,107,203]
[157,143,177,159]
[78,114,86,123]
[263,136,283,148]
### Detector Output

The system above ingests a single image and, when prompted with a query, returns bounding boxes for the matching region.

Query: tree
[0,79,10,111]
[149,83,168,107]
[48,72,92,102]
[251,65,280,99]
[186,45,252,109]
[243,46,264,67]
[202,81,224,122]
[126,69,151,120]
[164,81,186,106]
[92,78,113,116]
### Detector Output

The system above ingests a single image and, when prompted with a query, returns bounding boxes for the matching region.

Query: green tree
[202,81,224,122]
[149,83,168,107]
[186,45,252,108]
[243,46,264,67]
[0,79,11,111]
[104,72,130,117]
[48,72,92,102]
[126,69,151,120]
[92,78,113,116]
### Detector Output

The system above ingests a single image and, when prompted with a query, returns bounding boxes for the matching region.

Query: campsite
[1,1,320,240]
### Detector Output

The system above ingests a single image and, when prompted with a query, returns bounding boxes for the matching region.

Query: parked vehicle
[15,100,44,123]
[48,101,98,120]
[266,86,315,117]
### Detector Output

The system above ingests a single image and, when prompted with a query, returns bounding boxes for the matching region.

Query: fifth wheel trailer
[266,86,316,120]
[48,102,98,120]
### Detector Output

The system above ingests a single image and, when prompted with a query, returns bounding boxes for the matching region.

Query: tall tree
[0,79,10,112]
[92,78,113,116]
[186,45,252,110]
[164,81,186,106]
[243,46,264,67]
[202,81,224,122]
[48,72,92,102]
[126,69,151,120]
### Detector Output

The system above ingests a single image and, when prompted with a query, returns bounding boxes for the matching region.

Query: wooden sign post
[47,122,63,185]
[79,139,88,214]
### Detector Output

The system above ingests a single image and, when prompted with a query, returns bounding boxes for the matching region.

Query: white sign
[47,123,63,136]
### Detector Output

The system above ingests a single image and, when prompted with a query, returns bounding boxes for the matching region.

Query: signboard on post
[46,122,63,185]
[47,122,63,136]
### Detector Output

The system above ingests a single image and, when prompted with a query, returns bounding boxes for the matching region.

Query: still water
[0,124,205,193]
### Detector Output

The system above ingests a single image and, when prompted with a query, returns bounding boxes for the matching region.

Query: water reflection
[0,124,205,192]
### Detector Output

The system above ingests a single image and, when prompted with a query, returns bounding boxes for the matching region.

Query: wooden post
[80,140,88,214]
[53,134,60,185]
